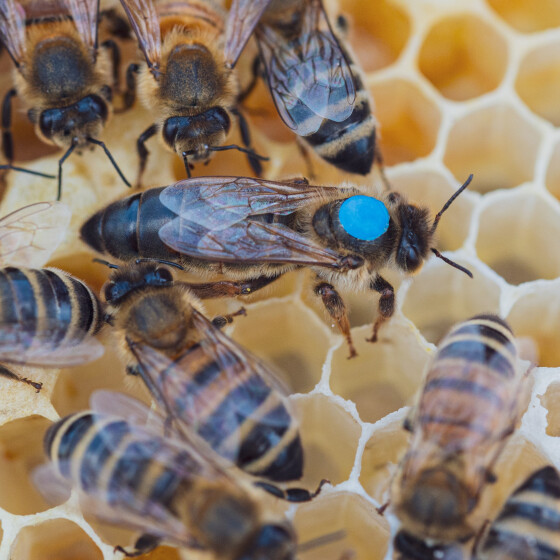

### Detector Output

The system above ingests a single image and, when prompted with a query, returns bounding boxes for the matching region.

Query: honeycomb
[1,0,560,558]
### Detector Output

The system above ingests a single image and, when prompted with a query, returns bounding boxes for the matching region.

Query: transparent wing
[0,202,71,268]
[224,0,271,68]
[126,310,297,466]
[119,0,161,69]
[0,325,104,367]
[62,0,99,54]
[0,0,27,66]
[258,0,356,135]
[159,176,332,230]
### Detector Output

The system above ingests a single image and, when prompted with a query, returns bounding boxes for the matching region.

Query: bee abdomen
[0,267,102,347]
[304,71,375,176]
[477,467,560,560]
[80,188,178,262]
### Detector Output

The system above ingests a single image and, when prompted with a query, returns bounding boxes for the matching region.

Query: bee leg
[0,364,42,393]
[376,500,390,515]
[232,108,263,176]
[1,88,17,166]
[314,282,357,359]
[367,275,395,343]
[374,146,392,191]
[211,307,247,329]
[114,534,161,557]
[136,124,158,188]
[119,63,140,112]
[254,479,329,503]
[182,274,282,299]
[101,39,121,93]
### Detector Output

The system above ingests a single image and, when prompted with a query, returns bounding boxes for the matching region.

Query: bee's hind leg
[0,364,42,392]
[367,275,395,343]
[114,534,161,557]
[182,274,283,300]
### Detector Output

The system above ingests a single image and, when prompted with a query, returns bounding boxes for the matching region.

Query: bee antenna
[87,137,131,188]
[92,258,120,269]
[430,174,473,235]
[210,144,269,161]
[134,257,184,270]
[430,248,473,278]
[297,530,347,553]
[182,152,192,178]
[0,164,55,179]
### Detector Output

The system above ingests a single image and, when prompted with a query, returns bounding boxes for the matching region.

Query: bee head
[33,91,111,149]
[239,524,296,560]
[395,203,432,274]
[102,262,174,305]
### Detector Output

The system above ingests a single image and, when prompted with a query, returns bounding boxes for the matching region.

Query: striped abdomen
[45,411,200,512]
[477,466,560,560]
[303,63,375,176]
[80,188,180,262]
[162,342,303,482]
[0,267,102,349]
[417,314,519,451]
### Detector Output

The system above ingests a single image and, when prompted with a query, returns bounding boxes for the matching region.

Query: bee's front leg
[314,282,357,359]
[367,275,395,343]
[114,534,161,557]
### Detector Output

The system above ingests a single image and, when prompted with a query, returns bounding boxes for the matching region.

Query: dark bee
[224,0,377,176]
[80,175,472,358]
[39,393,298,558]
[118,0,266,186]
[392,315,530,544]
[100,261,324,501]
[0,0,130,199]
[474,466,560,560]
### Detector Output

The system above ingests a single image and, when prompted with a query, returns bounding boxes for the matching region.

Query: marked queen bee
[99,260,325,501]
[81,175,472,357]
[0,201,104,391]
[224,0,378,176]
[38,391,300,558]
[392,315,531,545]
[0,0,130,199]
[118,0,267,186]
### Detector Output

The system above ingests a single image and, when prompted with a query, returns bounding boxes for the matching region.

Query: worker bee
[392,315,531,544]
[118,0,266,187]
[81,174,472,357]
[474,466,560,560]
[38,391,298,558]
[0,0,130,199]
[98,260,324,501]
[224,0,377,176]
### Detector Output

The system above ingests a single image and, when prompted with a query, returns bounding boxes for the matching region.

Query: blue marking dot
[339,195,389,241]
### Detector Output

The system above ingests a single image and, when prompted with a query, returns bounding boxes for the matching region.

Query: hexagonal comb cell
[330,322,429,424]
[293,394,361,489]
[10,519,103,560]
[418,15,508,101]
[507,282,560,367]
[231,299,332,394]
[546,139,560,201]
[487,0,560,32]
[371,78,441,165]
[476,192,560,284]
[444,104,542,192]
[338,0,411,72]
[539,382,560,437]
[294,492,389,560]
[389,170,475,251]
[515,41,560,126]
[402,259,501,345]
[0,415,53,515]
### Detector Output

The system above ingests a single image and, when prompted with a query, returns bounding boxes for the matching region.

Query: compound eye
[103,281,118,302]
[406,246,421,271]
[154,267,173,284]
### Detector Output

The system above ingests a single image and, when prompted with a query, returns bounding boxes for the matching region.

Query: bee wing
[0,202,71,268]
[257,0,356,135]
[62,0,99,55]
[0,325,104,367]
[224,0,272,68]
[0,0,27,66]
[119,0,162,69]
